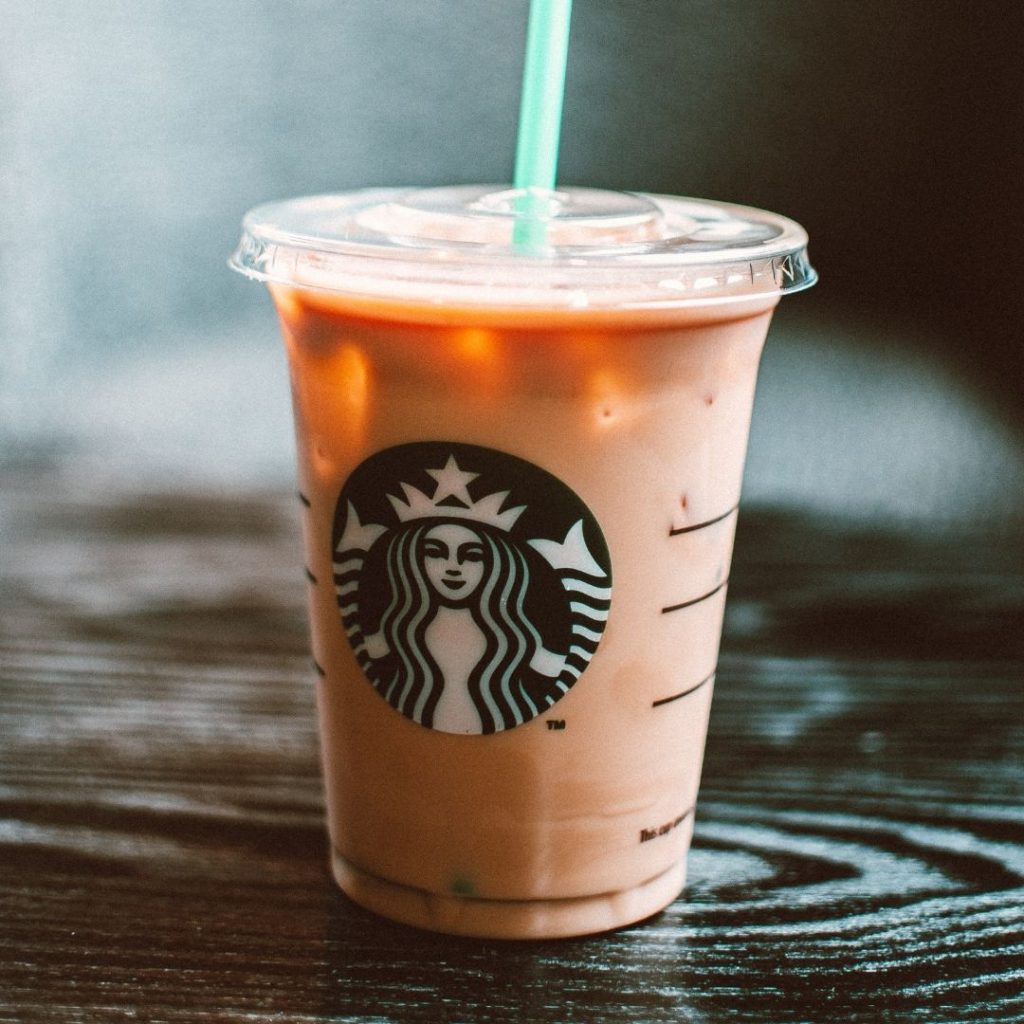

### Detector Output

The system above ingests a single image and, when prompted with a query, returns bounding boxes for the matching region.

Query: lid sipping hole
[353,185,669,249]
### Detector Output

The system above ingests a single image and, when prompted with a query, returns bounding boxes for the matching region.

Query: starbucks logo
[331,442,612,734]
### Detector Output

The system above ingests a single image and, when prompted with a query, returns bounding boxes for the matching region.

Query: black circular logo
[331,442,612,734]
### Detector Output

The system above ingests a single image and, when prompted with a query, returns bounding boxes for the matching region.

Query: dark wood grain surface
[2,470,1022,1023]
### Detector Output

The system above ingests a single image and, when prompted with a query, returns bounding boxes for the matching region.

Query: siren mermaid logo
[331,442,612,734]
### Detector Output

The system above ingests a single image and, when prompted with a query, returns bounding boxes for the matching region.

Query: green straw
[512,0,573,252]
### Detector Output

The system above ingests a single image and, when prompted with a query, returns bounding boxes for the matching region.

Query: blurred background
[2,0,1022,529]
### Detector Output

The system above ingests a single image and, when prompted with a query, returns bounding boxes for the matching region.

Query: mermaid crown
[388,455,526,531]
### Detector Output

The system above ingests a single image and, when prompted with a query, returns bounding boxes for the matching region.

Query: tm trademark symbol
[547,720,566,731]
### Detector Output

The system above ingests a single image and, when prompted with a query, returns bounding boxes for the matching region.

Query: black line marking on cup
[652,669,716,708]
[669,504,738,537]
[661,579,728,615]
[298,492,311,508]
[304,567,318,585]
[313,659,327,678]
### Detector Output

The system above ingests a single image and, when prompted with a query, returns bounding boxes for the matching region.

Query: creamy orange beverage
[231,185,814,937]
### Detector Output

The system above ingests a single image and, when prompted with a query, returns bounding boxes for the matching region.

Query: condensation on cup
[230,185,816,938]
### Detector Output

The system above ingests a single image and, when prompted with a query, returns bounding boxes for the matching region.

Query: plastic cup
[230,185,815,938]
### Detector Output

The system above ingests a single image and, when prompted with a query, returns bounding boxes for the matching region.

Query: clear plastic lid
[230,185,815,310]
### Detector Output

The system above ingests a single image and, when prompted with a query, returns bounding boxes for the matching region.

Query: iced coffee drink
[231,185,814,937]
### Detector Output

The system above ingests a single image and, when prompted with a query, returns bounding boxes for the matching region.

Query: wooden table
[2,471,1022,1022]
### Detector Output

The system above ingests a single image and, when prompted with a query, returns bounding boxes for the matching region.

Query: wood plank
[1,473,1021,1022]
